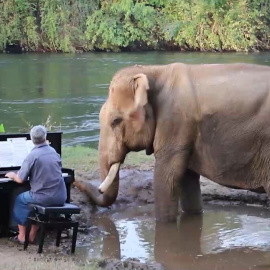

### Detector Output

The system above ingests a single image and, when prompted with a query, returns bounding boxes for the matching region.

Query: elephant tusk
[98,162,120,194]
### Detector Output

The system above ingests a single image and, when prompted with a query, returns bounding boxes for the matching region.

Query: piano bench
[24,203,81,254]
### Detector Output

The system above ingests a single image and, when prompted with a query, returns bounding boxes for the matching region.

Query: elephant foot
[181,209,203,214]
[155,201,179,223]
[155,213,178,223]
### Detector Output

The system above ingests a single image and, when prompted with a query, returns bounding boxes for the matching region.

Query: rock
[96,258,165,270]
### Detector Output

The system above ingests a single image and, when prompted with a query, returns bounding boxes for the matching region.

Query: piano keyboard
[0,177,12,183]
[0,173,69,183]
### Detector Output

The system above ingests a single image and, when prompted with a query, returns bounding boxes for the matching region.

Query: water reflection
[93,216,121,259]
[1,52,270,147]
[79,204,270,270]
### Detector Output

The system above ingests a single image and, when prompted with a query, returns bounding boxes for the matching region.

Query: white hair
[30,125,47,145]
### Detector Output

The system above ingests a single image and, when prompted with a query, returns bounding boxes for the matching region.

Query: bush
[0,0,269,52]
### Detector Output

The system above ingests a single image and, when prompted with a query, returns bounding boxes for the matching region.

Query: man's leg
[17,224,26,242]
[12,191,37,242]
[18,223,38,243]
[29,224,39,242]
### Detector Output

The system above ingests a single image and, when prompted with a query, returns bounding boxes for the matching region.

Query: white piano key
[0,177,13,183]
[0,172,69,183]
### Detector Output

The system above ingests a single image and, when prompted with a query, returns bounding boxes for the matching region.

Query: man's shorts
[12,191,37,226]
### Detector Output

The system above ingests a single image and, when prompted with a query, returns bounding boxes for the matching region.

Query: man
[5,125,67,244]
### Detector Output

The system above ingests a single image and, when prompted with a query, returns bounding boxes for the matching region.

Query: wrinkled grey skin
[75,63,270,222]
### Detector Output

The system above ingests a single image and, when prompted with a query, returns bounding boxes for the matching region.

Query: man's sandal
[9,235,24,245]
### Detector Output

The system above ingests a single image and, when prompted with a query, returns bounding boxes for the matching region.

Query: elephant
[74,62,270,222]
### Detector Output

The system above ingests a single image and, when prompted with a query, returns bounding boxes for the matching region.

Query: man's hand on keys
[5,172,16,179]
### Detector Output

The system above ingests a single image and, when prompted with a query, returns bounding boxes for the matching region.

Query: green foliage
[0,0,269,52]
[85,0,161,51]
[161,0,270,51]
[0,1,23,51]
[0,0,99,52]
[0,0,39,51]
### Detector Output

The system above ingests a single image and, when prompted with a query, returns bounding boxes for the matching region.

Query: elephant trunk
[94,172,120,206]
[74,172,119,207]
[74,147,121,207]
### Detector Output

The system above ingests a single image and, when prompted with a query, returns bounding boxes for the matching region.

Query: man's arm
[5,172,24,184]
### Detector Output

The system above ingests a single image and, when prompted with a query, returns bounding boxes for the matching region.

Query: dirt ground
[1,167,269,269]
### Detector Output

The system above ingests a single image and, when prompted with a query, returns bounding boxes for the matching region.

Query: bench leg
[71,222,78,254]
[38,223,46,254]
[24,220,32,251]
[56,228,62,247]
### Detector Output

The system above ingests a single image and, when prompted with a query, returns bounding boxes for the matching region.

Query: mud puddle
[76,203,270,270]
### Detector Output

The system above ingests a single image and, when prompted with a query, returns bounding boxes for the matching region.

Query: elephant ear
[129,73,149,131]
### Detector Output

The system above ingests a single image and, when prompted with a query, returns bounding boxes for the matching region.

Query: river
[0,52,270,147]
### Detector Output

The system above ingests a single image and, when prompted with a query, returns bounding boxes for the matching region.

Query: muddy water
[76,204,270,270]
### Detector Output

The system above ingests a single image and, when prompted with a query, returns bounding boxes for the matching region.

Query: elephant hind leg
[179,169,203,214]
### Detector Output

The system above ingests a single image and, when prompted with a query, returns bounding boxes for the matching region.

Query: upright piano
[0,132,74,237]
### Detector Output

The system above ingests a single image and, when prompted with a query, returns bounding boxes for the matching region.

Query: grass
[0,240,101,270]
[62,146,154,173]
[62,146,99,172]
[2,260,90,270]
[1,256,99,270]
[125,150,154,167]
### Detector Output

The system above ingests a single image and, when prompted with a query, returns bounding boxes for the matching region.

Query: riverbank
[1,146,270,270]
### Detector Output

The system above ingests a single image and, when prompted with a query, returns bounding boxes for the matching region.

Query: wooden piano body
[0,132,74,237]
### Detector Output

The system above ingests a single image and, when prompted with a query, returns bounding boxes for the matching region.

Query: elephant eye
[111,117,123,128]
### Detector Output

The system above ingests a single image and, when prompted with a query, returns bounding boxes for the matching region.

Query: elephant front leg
[154,151,189,222]
[179,169,202,214]
[154,171,179,222]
